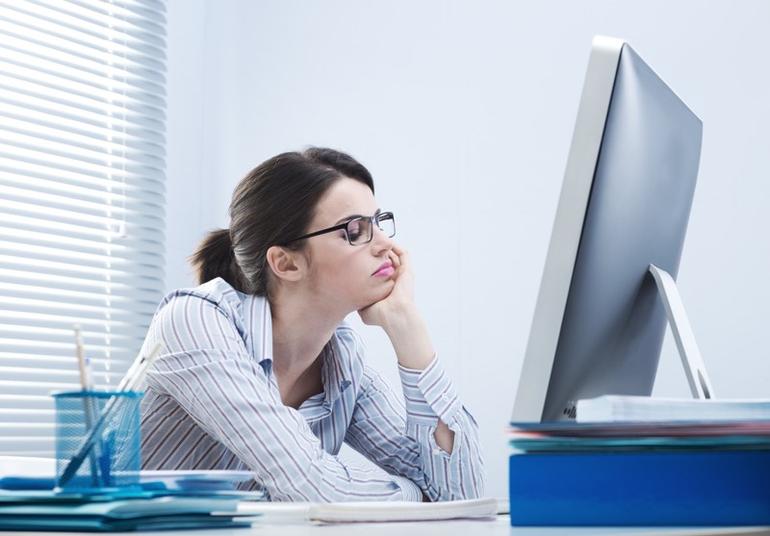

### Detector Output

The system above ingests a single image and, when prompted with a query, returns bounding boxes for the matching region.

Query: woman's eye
[347,223,362,238]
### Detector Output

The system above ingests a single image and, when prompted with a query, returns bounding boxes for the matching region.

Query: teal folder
[0,496,251,532]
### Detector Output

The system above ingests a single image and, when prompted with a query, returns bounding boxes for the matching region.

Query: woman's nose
[370,225,394,254]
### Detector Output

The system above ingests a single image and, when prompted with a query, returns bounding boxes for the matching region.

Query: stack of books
[507,396,770,526]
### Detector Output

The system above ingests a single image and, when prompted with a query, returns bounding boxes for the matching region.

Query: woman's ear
[265,245,305,283]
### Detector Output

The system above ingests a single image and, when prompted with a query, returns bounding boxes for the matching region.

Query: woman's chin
[349,278,395,310]
[355,291,387,311]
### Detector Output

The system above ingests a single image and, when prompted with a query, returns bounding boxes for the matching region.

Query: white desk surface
[3,516,769,536]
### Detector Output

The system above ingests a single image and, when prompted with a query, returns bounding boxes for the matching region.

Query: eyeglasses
[283,210,396,246]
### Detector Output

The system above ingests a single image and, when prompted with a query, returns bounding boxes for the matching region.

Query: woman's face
[300,177,397,312]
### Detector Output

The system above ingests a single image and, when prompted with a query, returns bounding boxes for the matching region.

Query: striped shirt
[139,277,485,502]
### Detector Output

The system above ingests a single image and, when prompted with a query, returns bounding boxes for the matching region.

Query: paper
[509,418,770,453]
[237,498,498,523]
[577,395,770,423]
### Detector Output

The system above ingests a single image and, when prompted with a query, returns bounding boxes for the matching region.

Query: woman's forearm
[382,305,455,453]
[382,304,434,370]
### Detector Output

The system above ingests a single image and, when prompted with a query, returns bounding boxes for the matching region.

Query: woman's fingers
[390,244,406,271]
[393,246,409,269]
[389,249,400,269]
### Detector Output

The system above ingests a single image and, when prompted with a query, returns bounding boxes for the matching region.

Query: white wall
[165,0,209,290]
[166,0,770,499]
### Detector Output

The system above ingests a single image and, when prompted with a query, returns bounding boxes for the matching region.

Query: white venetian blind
[0,0,166,456]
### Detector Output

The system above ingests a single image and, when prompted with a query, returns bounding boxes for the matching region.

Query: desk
[4,516,770,536]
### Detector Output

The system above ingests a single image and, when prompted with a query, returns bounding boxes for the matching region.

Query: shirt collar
[320,335,353,407]
[245,293,274,366]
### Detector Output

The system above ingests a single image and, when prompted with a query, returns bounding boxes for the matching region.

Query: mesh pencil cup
[52,390,143,491]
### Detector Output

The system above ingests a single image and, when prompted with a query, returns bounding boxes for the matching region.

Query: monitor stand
[648,264,715,400]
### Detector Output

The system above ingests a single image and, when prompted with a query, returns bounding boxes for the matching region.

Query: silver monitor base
[648,264,715,399]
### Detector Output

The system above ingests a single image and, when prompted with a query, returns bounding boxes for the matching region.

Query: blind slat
[2,120,165,163]
[0,242,165,268]
[0,366,128,382]
[0,284,160,308]
[0,394,53,410]
[1,122,166,162]
[0,343,137,360]
[0,47,165,99]
[0,315,156,337]
[1,61,166,115]
[0,266,163,293]
[0,192,165,225]
[3,107,165,148]
[0,86,165,133]
[0,162,165,196]
[0,197,164,230]
[0,351,148,370]
[0,257,164,286]
[0,228,166,258]
[0,212,165,243]
[0,136,165,176]
[1,378,136,394]
[0,299,158,322]
[1,94,165,139]
[0,410,54,424]
[0,294,156,314]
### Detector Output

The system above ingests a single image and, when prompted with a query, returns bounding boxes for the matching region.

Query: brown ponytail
[189,228,253,292]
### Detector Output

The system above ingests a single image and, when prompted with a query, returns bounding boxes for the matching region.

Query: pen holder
[53,390,143,491]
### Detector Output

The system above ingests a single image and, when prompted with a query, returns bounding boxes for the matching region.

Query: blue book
[509,450,770,526]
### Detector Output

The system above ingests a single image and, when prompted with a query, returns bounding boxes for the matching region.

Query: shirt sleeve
[344,352,486,501]
[142,293,423,502]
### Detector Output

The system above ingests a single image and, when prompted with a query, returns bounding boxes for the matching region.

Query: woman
[139,147,484,501]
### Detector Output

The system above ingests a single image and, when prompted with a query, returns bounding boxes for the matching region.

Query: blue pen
[100,430,114,488]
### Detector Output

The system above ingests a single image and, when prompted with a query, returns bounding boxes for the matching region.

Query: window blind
[0,0,167,456]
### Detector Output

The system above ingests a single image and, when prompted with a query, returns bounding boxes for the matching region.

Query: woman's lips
[373,264,394,277]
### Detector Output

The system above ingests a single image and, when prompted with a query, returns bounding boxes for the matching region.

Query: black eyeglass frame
[282,210,396,246]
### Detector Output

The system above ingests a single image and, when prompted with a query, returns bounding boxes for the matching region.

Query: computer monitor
[512,36,705,423]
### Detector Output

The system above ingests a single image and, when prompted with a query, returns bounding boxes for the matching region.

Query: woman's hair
[189,147,375,296]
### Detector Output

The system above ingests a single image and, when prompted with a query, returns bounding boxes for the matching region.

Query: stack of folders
[0,467,265,532]
[507,395,770,527]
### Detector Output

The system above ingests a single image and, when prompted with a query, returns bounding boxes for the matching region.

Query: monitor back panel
[542,44,703,421]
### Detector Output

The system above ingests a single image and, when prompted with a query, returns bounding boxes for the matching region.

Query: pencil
[73,325,100,487]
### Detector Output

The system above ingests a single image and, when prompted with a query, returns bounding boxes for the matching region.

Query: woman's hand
[359,243,436,371]
[357,243,415,329]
